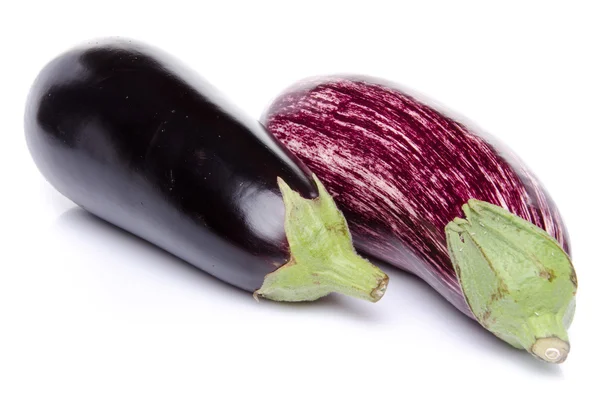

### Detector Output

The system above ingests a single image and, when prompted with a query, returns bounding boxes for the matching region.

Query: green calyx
[255,175,389,303]
[446,199,577,364]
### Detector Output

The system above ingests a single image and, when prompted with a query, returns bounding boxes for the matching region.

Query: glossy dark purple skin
[264,76,570,316]
[25,38,318,292]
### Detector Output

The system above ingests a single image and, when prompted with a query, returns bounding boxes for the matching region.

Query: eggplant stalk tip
[531,337,570,364]
[255,175,389,303]
[446,199,577,363]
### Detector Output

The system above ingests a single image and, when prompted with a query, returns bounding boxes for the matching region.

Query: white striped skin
[264,76,570,317]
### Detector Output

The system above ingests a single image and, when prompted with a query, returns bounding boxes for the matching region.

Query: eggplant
[24,40,388,303]
[263,76,577,362]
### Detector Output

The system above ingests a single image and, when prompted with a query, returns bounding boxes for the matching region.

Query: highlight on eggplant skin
[24,40,388,304]
[262,75,577,362]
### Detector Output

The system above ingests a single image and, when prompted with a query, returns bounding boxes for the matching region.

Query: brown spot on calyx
[490,283,508,302]
[326,222,347,235]
[481,309,492,326]
[539,268,556,282]
[570,271,578,288]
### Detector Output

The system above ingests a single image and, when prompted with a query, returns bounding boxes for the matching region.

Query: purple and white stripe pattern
[264,76,570,316]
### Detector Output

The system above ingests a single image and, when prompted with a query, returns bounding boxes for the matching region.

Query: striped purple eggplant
[263,76,577,363]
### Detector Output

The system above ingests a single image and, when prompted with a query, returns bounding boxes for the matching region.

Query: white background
[1,1,598,395]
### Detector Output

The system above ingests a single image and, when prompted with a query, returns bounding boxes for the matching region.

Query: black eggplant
[24,38,388,302]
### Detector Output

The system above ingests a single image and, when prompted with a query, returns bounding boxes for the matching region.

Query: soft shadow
[257,293,383,322]
[40,180,75,214]
[370,258,565,377]
[53,207,381,321]
[54,207,249,301]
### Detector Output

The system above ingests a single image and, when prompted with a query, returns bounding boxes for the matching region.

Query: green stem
[445,199,577,363]
[254,175,388,303]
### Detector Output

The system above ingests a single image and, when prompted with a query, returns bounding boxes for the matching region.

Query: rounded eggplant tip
[370,276,389,302]
[531,337,570,364]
